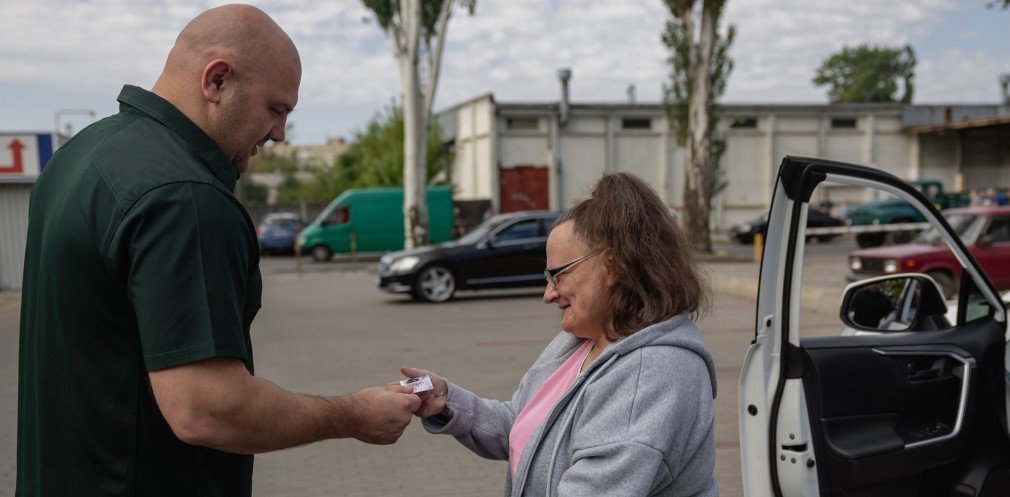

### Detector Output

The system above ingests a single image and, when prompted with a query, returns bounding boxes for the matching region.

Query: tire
[856,233,885,248]
[413,264,456,303]
[310,245,332,262]
[926,271,956,299]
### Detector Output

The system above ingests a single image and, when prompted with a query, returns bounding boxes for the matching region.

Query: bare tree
[662,0,734,253]
[363,0,475,248]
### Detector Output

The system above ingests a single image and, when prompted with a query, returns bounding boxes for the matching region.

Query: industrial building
[0,132,62,290]
[437,71,1010,228]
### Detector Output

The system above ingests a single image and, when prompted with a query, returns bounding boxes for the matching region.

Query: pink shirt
[509,340,594,478]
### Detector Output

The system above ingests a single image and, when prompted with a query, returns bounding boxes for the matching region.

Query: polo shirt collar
[117,85,239,192]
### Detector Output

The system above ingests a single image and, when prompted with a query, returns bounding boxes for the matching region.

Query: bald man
[17,5,419,496]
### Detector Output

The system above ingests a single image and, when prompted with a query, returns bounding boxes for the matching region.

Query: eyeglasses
[544,250,602,288]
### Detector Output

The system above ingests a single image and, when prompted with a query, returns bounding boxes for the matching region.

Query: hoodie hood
[565,313,718,398]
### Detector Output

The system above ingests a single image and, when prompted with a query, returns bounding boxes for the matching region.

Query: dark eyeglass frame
[544,250,603,287]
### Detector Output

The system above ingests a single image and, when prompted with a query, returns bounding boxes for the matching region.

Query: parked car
[729,209,844,244]
[298,186,454,262]
[846,206,1010,297]
[846,179,976,248]
[741,156,1010,497]
[377,211,557,302]
[257,212,303,254]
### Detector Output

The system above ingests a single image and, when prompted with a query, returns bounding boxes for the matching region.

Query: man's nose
[269,119,287,143]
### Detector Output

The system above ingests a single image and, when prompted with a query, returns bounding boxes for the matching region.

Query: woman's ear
[604,256,618,289]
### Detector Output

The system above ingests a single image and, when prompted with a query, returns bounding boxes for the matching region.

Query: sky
[1,0,1007,145]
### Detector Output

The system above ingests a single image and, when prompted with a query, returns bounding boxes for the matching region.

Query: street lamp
[54,109,96,139]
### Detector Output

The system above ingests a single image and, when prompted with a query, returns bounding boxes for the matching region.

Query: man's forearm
[179,375,363,454]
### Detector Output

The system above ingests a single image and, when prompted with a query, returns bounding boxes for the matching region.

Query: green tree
[363,0,475,248]
[297,101,453,204]
[276,170,303,204]
[662,0,735,253]
[813,44,916,103]
[239,174,269,203]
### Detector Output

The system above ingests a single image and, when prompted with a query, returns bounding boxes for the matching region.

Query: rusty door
[499,166,549,212]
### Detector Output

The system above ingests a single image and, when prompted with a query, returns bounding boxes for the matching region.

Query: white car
[740,157,1010,496]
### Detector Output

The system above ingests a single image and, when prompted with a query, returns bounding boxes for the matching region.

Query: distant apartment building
[437,78,1010,229]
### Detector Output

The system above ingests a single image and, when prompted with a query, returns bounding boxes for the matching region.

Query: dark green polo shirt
[17,85,262,496]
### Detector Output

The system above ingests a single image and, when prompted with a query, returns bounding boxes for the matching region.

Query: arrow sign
[0,139,24,174]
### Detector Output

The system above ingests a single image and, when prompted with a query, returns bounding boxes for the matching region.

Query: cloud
[917,49,1005,102]
[0,0,1004,144]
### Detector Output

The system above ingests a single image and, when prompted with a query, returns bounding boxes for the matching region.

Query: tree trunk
[400,0,428,248]
[683,1,715,253]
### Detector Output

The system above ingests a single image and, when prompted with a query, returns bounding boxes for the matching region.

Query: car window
[265,216,300,227]
[495,220,539,242]
[982,216,1010,243]
[915,214,982,244]
[795,182,973,338]
[325,207,349,225]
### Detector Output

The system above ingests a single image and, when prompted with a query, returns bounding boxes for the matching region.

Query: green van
[297,186,454,261]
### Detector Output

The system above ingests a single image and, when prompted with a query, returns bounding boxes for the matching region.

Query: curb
[710,274,843,316]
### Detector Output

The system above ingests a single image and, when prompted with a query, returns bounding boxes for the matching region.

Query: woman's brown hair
[554,172,709,340]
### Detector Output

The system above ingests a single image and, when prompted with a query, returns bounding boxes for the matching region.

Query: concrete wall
[449,95,496,204]
[0,183,32,291]
[441,99,942,229]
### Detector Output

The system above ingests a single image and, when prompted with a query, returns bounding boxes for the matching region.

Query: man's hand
[400,366,448,418]
[347,385,422,444]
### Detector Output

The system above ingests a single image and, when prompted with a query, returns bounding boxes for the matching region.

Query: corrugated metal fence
[0,184,31,291]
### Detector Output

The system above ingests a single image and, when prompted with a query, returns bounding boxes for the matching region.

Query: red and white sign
[0,134,54,180]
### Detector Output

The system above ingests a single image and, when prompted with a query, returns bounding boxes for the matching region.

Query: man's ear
[201,59,233,104]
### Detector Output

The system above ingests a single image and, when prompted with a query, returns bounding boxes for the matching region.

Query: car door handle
[907,368,940,381]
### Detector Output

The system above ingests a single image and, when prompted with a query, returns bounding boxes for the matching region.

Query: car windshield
[457,214,517,245]
[915,213,981,244]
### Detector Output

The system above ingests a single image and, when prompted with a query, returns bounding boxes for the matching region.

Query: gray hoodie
[423,314,718,497]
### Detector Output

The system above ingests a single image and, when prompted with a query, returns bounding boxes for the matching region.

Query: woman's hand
[400,366,449,418]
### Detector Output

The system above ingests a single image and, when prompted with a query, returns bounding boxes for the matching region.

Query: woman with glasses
[402,172,717,496]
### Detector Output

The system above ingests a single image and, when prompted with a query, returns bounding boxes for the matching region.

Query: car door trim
[872,346,975,448]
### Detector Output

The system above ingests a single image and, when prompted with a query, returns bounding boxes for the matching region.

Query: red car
[847,206,1010,297]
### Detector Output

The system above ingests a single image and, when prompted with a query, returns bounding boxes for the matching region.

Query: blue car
[257,212,303,254]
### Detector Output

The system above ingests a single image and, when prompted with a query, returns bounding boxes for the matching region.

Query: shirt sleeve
[111,181,256,371]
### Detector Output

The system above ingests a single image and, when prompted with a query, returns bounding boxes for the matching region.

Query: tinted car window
[496,220,539,242]
[983,216,1010,243]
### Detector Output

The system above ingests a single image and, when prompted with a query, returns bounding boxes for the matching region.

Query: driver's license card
[399,375,434,393]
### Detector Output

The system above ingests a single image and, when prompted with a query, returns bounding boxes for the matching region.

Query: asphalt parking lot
[0,253,850,496]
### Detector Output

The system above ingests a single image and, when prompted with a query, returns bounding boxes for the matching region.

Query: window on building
[621,118,652,130]
[730,117,758,129]
[831,117,858,129]
[506,117,539,130]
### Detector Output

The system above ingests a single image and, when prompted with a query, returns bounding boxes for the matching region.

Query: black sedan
[729,209,844,244]
[377,211,558,302]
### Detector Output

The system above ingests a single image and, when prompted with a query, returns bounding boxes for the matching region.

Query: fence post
[350,230,357,263]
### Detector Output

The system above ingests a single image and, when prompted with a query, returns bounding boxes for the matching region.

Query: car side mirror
[977,234,995,247]
[479,236,496,250]
[841,274,949,333]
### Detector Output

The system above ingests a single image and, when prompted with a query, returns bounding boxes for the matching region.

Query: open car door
[739,157,1010,496]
